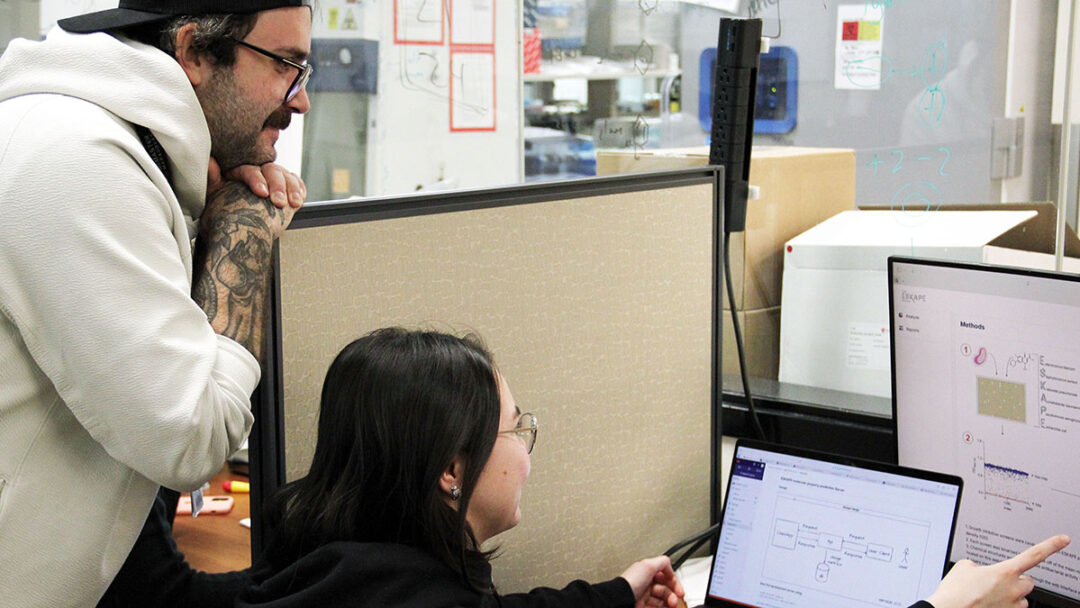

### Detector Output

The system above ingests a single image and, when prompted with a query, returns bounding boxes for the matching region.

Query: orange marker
[223,480,250,493]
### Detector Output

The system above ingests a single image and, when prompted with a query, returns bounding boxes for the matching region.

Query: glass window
[7,0,1080,405]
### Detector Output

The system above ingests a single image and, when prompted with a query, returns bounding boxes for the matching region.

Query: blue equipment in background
[698,45,797,135]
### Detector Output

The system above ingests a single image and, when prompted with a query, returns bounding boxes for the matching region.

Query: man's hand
[207,157,306,210]
[226,163,306,209]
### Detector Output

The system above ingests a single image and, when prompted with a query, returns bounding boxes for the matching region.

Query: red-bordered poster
[449,49,496,132]
[449,0,495,47]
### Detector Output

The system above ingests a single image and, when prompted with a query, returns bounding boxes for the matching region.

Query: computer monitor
[890,256,1080,607]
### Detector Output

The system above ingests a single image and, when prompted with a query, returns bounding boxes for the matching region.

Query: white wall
[39,0,114,35]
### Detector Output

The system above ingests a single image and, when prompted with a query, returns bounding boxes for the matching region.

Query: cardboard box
[861,202,1080,258]
[778,209,1080,397]
[723,307,781,379]
[597,146,856,379]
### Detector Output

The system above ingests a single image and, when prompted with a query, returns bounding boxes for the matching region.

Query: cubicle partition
[251,168,722,591]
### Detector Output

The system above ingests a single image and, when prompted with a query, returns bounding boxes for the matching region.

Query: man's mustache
[264,109,291,130]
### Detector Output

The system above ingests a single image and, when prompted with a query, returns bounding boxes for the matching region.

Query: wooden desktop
[172,466,252,572]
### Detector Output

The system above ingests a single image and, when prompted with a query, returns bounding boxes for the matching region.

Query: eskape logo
[901,291,927,303]
[959,321,986,330]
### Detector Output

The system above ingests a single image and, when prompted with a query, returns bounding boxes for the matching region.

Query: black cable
[661,234,766,574]
[664,522,720,571]
[675,534,714,572]
[724,231,768,441]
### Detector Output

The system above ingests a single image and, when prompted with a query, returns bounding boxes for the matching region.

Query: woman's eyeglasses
[227,36,313,104]
[497,412,537,454]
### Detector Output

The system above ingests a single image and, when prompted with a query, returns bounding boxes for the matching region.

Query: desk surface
[172,467,252,573]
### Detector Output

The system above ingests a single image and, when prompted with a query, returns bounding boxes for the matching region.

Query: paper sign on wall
[312,0,367,40]
[450,50,496,131]
[835,4,884,91]
[450,0,495,46]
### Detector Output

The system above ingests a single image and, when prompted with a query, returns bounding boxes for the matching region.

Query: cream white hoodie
[0,28,258,607]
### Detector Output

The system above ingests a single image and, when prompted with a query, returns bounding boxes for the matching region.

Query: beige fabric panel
[278,183,713,592]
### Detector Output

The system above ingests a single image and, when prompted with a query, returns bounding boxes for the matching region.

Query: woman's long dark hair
[271,328,502,590]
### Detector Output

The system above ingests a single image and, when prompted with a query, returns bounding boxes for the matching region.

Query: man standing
[0,2,313,605]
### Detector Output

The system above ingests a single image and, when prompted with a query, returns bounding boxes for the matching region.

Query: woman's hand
[925,534,1070,608]
[621,555,685,608]
[207,157,306,210]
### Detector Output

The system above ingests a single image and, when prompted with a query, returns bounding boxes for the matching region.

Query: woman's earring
[450,484,461,500]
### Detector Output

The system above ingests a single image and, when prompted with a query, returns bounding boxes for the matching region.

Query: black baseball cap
[58,0,311,34]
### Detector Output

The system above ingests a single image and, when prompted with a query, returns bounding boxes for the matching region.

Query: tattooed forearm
[192,182,286,364]
[191,266,218,320]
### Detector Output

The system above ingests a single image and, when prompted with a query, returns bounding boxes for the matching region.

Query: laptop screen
[706,441,962,608]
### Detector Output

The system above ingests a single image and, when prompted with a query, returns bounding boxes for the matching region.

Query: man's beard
[200,67,291,171]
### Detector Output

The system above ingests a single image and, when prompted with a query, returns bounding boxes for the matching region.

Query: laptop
[704,440,963,608]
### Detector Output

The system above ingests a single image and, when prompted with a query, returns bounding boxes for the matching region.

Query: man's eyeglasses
[227,36,313,104]
[497,412,538,454]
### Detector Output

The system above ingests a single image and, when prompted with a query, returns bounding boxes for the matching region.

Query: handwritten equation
[850,21,954,214]
[866,147,950,178]
[845,39,946,130]
[864,144,953,215]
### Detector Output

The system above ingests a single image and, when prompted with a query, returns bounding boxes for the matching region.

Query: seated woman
[237,328,1068,608]
[238,328,684,607]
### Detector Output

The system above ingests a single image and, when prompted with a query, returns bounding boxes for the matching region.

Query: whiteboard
[306,0,521,197]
